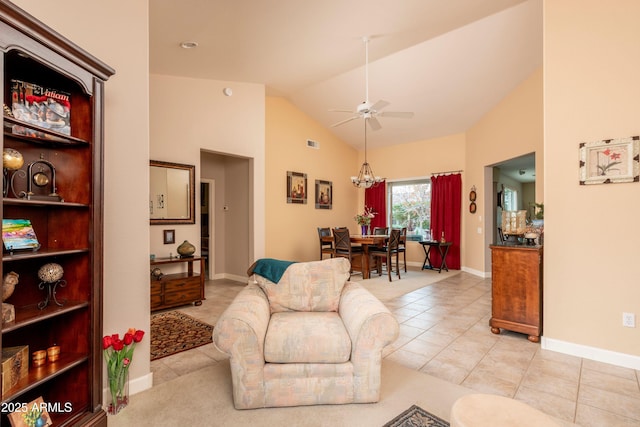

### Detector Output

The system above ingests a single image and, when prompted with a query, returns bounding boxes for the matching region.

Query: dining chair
[397,227,407,272]
[317,227,334,260]
[332,227,364,277]
[370,228,402,282]
[373,227,389,235]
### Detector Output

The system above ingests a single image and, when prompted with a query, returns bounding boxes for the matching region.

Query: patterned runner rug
[150,311,214,360]
[383,405,449,427]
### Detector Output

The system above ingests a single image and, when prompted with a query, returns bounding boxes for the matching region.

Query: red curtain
[365,180,386,229]
[430,173,461,269]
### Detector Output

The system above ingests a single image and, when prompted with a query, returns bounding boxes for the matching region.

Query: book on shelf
[9,79,71,136]
[2,219,40,252]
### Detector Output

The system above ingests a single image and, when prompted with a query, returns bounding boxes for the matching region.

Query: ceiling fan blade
[378,111,415,118]
[329,108,356,113]
[370,100,390,112]
[331,115,359,128]
[367,116,382,131]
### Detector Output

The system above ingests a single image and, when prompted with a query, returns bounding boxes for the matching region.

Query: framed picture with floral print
[315,179,332,209]
[286,171,307,204]
[579,136,640,185]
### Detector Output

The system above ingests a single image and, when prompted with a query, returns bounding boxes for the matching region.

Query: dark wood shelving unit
[0,2,114,426]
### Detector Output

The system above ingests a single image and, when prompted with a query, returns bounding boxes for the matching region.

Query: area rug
[362,267,460,301]
[383,405,449,427]
[150,311,214,360]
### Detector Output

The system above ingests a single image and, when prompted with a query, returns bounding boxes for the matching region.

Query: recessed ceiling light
[180,41,198,49]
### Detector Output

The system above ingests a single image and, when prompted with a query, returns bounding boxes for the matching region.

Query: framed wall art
[163,229,175,244]
[286,171,307,204]
[579,136,640,185]
[315,179,332,209]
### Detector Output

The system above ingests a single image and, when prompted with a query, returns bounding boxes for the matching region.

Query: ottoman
[450,394,560,427]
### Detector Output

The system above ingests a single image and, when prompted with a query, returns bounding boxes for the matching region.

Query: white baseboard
[103,372,153,407]
[542,337,640,370]
[211,272,247,283]
[461,266,490,278]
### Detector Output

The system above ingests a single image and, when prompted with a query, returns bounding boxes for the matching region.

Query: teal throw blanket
[250,258,296,283]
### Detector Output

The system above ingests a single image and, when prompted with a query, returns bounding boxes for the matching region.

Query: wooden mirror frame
[149,160,195,225]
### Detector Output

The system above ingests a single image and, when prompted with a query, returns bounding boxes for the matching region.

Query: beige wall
[150,74,266,278]
[466,68,544,273]
[544,0,640,361]
[265,96,359,261]
[12,0,153,393]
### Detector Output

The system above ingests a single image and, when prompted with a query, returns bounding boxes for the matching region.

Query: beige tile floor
[151,272,640,426]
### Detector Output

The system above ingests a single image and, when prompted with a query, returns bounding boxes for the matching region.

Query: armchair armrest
[213,283,270,408]
[339,281,399,401]
[339,281,399,361]
[213,282,270,355]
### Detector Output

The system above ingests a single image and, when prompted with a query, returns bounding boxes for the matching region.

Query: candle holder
[47,345,60,362]
[32,350,46,367]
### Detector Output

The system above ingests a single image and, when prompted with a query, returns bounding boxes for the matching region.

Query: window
[503,187,518,211]
[388,179,431,241]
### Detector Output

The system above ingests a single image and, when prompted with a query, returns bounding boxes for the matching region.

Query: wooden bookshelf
[0,2,114,425]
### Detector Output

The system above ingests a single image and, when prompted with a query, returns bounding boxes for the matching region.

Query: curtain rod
[431,169,463,176]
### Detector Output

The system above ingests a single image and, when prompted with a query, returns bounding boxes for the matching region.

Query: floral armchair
[213,257,399,409]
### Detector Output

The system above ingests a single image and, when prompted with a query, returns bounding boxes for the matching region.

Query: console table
[419,241,452,273]
[150,256,205,311]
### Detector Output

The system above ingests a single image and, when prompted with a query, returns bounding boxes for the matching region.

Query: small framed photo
[163,229,175,244]
[315,179,332,209]
[286,171,307,204]
[579,136,640,185]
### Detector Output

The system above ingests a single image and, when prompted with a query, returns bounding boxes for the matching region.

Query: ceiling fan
[330,36,414,130]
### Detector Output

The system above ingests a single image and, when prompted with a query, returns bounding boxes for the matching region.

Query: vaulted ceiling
[150,0,542,160]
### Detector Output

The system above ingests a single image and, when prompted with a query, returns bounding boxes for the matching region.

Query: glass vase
[361,225,368,236]
[107,369,129,415]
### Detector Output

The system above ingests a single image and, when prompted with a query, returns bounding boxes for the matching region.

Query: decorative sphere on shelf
[38,263,64,283]
[3,148,24,170]
[151,267,163,280]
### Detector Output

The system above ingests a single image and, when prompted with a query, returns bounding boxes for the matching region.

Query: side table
[419,241,452,273]
[150,256,205,311]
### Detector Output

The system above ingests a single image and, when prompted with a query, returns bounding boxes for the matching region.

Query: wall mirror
[149,160,195,224]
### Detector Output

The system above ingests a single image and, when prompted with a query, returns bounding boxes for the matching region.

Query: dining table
[322,234,386,279]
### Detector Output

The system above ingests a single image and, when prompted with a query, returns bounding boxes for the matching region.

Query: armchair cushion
[265,312,351,363]
[253,257,350,313]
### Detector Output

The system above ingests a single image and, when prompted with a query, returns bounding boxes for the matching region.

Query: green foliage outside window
[390,182,430,240]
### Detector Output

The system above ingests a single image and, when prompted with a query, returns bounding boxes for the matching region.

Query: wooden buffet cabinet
[0,2,114,425]
[489,244,543,343]
[150,256,205,312]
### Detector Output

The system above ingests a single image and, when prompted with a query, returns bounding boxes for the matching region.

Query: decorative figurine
[2,271,19,301]
[2,271,19,322]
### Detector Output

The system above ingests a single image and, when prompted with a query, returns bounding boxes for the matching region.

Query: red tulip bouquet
[103,328,145,415]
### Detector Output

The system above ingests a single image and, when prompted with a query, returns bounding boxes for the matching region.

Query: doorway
[200,179,214,279]
[483,152,536,272]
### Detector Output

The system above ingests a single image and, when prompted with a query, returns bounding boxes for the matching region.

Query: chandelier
[351,119,383,188]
